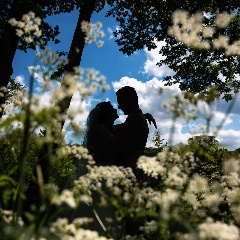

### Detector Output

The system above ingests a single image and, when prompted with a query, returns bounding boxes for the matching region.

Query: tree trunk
[57,0,97,128]
[0,0,54,118]
[37,0,97,186]
[0,0,22,118]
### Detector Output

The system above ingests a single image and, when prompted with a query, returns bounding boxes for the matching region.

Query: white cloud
[107,27,114,39]
[196,100,233,127]
[15,75,25,85]
[107,26,120,40]
[217,129,240,150]
[211,111,233,126]
[215,94,240,115]
[28,65,44,85]
[143,41,175,78]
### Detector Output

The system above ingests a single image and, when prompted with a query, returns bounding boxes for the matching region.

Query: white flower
[81,20,105,45]
[25,36,33,43]
[139,220,158,235]
[223,188,240,204]
[73,217,94,227]
[193,12,204,23]
[212,35,229,49]
[198,40,211,50]
[161,189,180,210]
[223,159,240,173]
[61,190,77,208]
[183,192,200,209]
[137,156,166,178]
[168,26,181,38]
[74,229,110,240]
[34,17,42,26]
[79,194,92,205]
[0,86,8,92]
[172,10,189,24]
[16,29,24,37]
[123,192,131,203]
[98,31,105,37]
[0,209,24,226]
[50,218,69,234]
[230,205,240,222]
[188,174,208,193]
[192,22,203,33]
[198,218,239,240]
[214,12,233,28]
[95,21,102,28]
[203,193,222,208]
[81,20,91,35]
[22,14,30,22]
[86,69,97,80]
[225,41,240,56]
[52,189,76,208]
[28,11,35,18]
[222,172,239,187]
[8,18,18,26]
[8,12,43,44]
[164,166,187,188]
[17,21,25,28]
[34,29,42,37]
[202,26,215,38]
[96,40,104,47]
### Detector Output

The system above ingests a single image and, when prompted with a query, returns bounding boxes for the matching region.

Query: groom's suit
[116,108,149,176]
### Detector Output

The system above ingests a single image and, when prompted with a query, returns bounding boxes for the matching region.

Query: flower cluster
[41,183,76,208]
[0,209,24,226]
[168,10,240,56]
[50,217,111,240]
[73,165,162,238]
[8,11,42,43]
[81,21,105,47]
[71,149,240,239]
[73,165,137,206]
[198,218,239,240]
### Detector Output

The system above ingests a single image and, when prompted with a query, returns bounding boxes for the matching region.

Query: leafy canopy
[106,0,240,100]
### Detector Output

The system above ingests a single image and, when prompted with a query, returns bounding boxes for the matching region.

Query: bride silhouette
[84,101,119,165]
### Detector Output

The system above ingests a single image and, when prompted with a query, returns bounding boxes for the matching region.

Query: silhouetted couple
[84,86,156,177]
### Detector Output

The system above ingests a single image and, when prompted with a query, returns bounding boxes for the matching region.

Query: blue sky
[11,7,240,150]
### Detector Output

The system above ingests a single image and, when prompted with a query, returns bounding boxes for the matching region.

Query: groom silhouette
[115,86,149,178]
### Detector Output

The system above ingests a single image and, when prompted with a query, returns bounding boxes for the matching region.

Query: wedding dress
[92,124,116,165]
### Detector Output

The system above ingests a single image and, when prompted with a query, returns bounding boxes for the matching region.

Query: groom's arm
[144,113,157,129]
